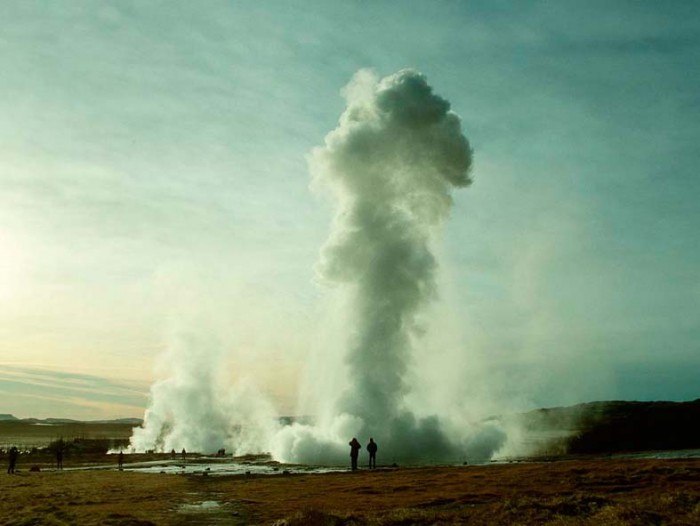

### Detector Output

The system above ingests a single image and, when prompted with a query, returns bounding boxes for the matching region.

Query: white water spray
[130,69,506,464]
[272,69,506,465]
[130,328,278,454]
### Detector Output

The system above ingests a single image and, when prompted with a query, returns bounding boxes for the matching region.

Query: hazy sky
[1,1,698,420]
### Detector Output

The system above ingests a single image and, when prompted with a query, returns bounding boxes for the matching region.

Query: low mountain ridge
[519,398,700,455]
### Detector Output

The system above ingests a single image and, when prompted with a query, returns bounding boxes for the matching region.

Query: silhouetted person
[56,448,63,470]
[349,438,361,470]
[181,448,186,462]
[171,448,176,460]
[118,451,124,470]
[7,446,18,474]
[366,438,377,469]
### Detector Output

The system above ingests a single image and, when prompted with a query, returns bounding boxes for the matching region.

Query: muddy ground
[1,457,699,525]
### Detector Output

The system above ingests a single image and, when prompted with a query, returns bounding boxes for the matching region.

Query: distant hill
[21,418,80,424]
[90,418,143,425]
[566,399,700,454]
[519,399,700,456]
[0,414,18,421]
[15,417,143,425]
[0,417,140,448]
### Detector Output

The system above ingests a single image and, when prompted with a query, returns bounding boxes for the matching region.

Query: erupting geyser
[130,69,506,464]
[272,69,506,464]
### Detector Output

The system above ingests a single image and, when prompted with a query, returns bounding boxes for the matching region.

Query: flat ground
[1,458,699,525]
[0,421,134,449]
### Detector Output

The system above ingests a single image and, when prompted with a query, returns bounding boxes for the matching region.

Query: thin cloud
[0,365,148,416]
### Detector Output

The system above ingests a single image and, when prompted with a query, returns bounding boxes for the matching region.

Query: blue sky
[0,1,698,419]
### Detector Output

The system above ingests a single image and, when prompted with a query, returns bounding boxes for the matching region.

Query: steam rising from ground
[130,69,507,464]
[272,69,505,464]
[130,329,278,454]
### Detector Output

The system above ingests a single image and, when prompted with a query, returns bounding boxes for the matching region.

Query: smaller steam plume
[272,69,506,465]
[130,329,278,454]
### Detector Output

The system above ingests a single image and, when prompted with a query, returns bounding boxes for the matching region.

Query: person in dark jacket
[349,438,361,470]
[7,446,18,474]
[366,438,377,469]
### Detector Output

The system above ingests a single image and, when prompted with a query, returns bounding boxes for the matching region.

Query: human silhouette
[366,438,377,469]
[56,447,63,470]
[7,446,18,474]
[181,448,186,462]
[349,438,361,470]
[171,448,176,460]
[118,451,124,470]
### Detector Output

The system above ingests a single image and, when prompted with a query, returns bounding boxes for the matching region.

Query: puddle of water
[177,499,246,525]
[179,500,222,511]
[124,460,348,476]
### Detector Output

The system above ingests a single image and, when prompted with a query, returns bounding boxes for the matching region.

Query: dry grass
[0,458,698,525]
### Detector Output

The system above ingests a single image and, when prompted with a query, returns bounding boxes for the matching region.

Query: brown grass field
[1,456,699,525]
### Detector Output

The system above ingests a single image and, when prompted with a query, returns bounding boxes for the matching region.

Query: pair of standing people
[349,437,378,470]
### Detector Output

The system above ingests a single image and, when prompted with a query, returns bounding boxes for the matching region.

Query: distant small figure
[171,448,176,460]
[118,451,124,470]
[7,446,18,474]
[181,448,186,462]
[349,438,361,471]
[56,447,63,470]
[367,438,377,469]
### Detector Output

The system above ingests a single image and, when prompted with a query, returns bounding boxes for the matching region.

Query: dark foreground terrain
[1,458,699,525]
[1,400,699,524]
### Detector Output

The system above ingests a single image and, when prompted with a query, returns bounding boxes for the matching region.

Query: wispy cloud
[0,365,147,419]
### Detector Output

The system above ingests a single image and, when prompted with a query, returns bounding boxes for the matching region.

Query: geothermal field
[3,62,699,524]
[4,1,699,524]
[4,68,698,525]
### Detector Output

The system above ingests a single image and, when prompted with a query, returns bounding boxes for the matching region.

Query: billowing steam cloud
[130,68,507,464]
[130,329,278,454]
[272,69,506,464]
